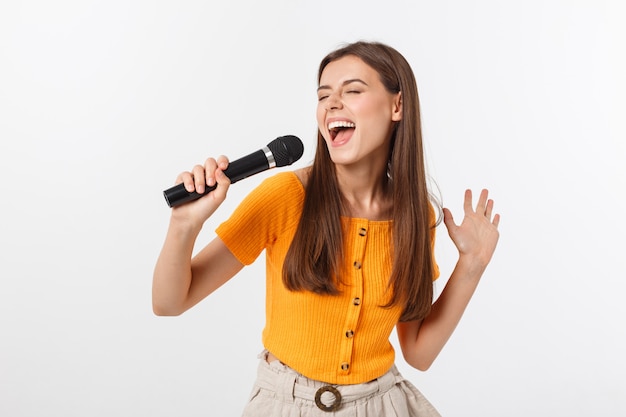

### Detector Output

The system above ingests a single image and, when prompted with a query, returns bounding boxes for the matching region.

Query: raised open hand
[443,189,500,268]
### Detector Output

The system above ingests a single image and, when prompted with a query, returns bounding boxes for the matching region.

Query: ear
[391,92,402,122]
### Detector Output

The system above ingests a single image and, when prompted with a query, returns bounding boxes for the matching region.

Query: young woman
[153,41,500,416]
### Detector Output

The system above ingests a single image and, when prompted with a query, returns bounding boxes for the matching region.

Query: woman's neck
[335,164,393,220]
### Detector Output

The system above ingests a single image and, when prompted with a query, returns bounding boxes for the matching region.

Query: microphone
[163,135,304,207]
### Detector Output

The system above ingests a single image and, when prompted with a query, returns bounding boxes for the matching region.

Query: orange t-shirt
[216,172,438,384]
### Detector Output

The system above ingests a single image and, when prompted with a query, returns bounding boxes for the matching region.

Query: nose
[325,92,342,111]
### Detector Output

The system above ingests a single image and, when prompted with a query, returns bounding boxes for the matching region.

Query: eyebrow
[317,78,369,92]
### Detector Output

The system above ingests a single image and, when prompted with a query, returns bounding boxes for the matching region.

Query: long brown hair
[283,41,439,321]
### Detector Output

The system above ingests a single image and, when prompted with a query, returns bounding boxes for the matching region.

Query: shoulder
[292,167,311,188]
[260,169,307,188]
[233,170,307,215]
[255,167,310,202]
[255,170,307,200]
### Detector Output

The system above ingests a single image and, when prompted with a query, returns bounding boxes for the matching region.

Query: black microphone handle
[163,149,270,208]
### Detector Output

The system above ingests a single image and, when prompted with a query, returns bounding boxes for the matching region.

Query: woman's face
[316,55,402,169]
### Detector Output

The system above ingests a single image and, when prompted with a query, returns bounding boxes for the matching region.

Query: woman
[153,41,500,416]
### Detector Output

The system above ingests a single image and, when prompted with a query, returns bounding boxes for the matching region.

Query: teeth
[328,121,355,130]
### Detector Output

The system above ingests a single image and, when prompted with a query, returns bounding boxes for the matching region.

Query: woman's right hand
[170,155,231,226]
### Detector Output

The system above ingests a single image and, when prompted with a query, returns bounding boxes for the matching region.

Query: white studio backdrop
[1,1,624,416]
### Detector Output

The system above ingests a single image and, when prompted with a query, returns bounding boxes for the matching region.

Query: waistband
[254,350,404,412]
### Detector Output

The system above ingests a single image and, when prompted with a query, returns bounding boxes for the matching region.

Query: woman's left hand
[443,189,500,268]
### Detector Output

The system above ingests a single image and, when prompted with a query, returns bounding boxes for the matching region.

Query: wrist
[455,254,489,279]
[168,213,204,237]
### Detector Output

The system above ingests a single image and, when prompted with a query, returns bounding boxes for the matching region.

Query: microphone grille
[267,135,304,167]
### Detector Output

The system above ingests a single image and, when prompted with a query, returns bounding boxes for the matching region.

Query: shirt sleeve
[215,172,304,265]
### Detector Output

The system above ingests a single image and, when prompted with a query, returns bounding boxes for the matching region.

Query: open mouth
[328,120,356,141]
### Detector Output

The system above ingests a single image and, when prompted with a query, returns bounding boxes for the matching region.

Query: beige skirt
[241,351,441,417]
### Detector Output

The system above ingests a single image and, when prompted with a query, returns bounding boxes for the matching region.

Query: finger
[492,213,501,228]
[463,189,473,213]
[192,164,207,194]
[211,168,231,200]
[485,198,494,219]
[216,155,230,171]
[204,158,218,187]
[217,168,231,186]
[475,189,489,213]
[442,207,456,230]
[177,172,195,192]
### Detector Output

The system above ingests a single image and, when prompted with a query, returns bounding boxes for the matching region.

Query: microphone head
[267,135,304,167]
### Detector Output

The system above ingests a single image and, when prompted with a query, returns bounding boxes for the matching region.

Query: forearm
[399,188,500,370]
[399,255,487,370]
[152,218,203,316]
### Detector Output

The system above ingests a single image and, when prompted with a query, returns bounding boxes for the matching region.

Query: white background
[1,1,625,416]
